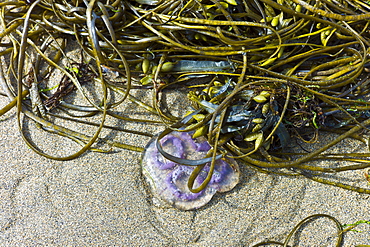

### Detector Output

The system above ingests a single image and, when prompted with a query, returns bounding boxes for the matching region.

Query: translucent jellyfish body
[142,131,240,210]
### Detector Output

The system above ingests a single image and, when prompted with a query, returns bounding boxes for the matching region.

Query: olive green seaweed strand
[292,0,370,21]
[227,115,370,169]
[252,214,344,246]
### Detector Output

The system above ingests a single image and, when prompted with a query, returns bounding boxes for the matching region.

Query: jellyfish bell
[141,131,240,210]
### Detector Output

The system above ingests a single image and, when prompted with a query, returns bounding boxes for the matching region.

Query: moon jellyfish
[142,131,240,210]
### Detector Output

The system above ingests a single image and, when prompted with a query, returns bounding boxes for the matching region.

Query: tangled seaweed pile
[1,0,370,244]
[1,0,370,211]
